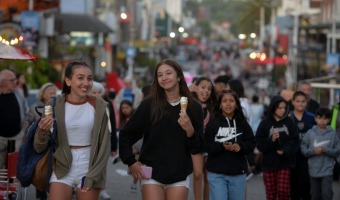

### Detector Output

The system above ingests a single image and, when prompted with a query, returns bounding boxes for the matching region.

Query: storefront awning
[55,14,112,34]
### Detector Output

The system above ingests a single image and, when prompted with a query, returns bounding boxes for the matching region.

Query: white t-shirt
[65,102,95,146]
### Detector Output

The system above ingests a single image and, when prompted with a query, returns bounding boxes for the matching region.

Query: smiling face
[292,94,307,112]
[196,80,212,103]
[157,64,179,91]
[65,66,93,102]
[220,93,237,119]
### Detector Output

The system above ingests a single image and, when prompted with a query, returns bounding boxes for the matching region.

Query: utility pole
[29,0,33,11]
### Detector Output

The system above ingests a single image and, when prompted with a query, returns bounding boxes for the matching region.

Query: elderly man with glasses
[0,69,28,168]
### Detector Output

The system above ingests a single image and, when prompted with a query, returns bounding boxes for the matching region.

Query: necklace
[168,97,181,103]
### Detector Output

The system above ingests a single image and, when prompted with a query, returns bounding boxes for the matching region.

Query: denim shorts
[50,146,91,188]
[141,176,190,190]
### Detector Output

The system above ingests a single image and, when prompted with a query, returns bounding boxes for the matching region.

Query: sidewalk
[23,159,340,200]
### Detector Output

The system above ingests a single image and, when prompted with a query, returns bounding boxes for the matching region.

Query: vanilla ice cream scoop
[44,105,52,117]
[180,97,188,110]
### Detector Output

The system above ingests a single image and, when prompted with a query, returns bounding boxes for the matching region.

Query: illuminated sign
[0,23,21,43]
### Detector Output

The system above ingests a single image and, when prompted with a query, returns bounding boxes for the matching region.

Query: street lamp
[120,12,127,20]
[238,34,247,40]
[169,32,176,38]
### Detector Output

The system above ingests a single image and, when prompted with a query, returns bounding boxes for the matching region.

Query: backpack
[17,96,57,189]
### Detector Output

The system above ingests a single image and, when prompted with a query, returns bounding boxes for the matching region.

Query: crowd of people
[0,58,340,200]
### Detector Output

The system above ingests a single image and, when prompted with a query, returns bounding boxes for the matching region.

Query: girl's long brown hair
[148,59,196,125]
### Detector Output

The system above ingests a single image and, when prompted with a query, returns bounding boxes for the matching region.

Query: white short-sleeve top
[65,100,95,146]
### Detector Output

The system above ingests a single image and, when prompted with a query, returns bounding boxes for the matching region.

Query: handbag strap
[49,96,58,143]
[46,96,57,192]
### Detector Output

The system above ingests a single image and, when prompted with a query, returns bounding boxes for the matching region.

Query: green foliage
[0,59,60,89]
[235,0,271,34]
[194,0,271,36]
[134,53,158,70]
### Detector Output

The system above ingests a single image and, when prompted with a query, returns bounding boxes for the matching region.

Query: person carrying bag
[17,96,57,192]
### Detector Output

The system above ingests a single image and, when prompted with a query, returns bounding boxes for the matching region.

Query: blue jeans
[208,171,246,200]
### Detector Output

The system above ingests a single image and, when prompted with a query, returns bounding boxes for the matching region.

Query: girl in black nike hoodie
[256,95,299,200]
[205,90,255,200]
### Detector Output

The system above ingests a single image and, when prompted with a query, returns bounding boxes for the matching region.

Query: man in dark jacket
[0,69,28,168]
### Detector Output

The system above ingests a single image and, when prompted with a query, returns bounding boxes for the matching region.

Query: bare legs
[192,154,209,200]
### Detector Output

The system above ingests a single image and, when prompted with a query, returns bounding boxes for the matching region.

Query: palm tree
[234,0,272,35]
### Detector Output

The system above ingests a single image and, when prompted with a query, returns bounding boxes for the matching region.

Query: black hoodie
[205,113,255,175]
[256,95,299,170]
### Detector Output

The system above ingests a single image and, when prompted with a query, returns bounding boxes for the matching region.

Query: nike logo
[313,140,330,148]
[215,133,243,143]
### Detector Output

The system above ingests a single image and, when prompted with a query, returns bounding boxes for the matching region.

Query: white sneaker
[246,172,254,181]
[100,190,111,199]
[130,183,137,192]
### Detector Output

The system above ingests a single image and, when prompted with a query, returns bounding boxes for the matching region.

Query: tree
[0,59,60,89]
[186,0,271,38]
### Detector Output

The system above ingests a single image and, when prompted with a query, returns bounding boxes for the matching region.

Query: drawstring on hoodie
[226,118,237,143]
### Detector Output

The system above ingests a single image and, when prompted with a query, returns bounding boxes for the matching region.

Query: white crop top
[65,101,95,146]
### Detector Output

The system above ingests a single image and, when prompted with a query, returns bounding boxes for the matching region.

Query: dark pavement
[22,158,340,200]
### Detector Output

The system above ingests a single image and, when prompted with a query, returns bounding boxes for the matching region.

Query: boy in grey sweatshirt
[301,107,340,200]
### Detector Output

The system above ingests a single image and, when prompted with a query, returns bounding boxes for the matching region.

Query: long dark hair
[62,61,91,94]
[149,59,195,125]
[227,78,245,98]
[16,73,28,98]
[216,89,247,122]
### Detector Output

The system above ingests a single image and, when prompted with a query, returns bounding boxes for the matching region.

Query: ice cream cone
[180,97,188,110]
[44,105,52,117]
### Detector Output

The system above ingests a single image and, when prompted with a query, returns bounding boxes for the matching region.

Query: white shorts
[50,146,91,188]
[141,176,190,190]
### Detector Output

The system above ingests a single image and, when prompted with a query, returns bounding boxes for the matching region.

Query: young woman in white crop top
[35,61,111,200]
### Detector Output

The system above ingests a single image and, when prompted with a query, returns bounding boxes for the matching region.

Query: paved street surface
[22,158,340,199]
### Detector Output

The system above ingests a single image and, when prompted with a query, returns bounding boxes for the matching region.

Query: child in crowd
[256,95,299,200]
[300,107,340,200]
[118,100,138,191]
[289,91,315,200]
[205,89,255,200]
[118,100,135,130]
[190,77,217,200]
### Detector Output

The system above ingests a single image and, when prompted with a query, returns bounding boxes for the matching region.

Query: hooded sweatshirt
[256,95,299,170]
[300,125,340,178]
[205,113,256,175]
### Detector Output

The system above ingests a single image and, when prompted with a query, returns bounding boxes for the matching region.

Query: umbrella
[0,43,37,60]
